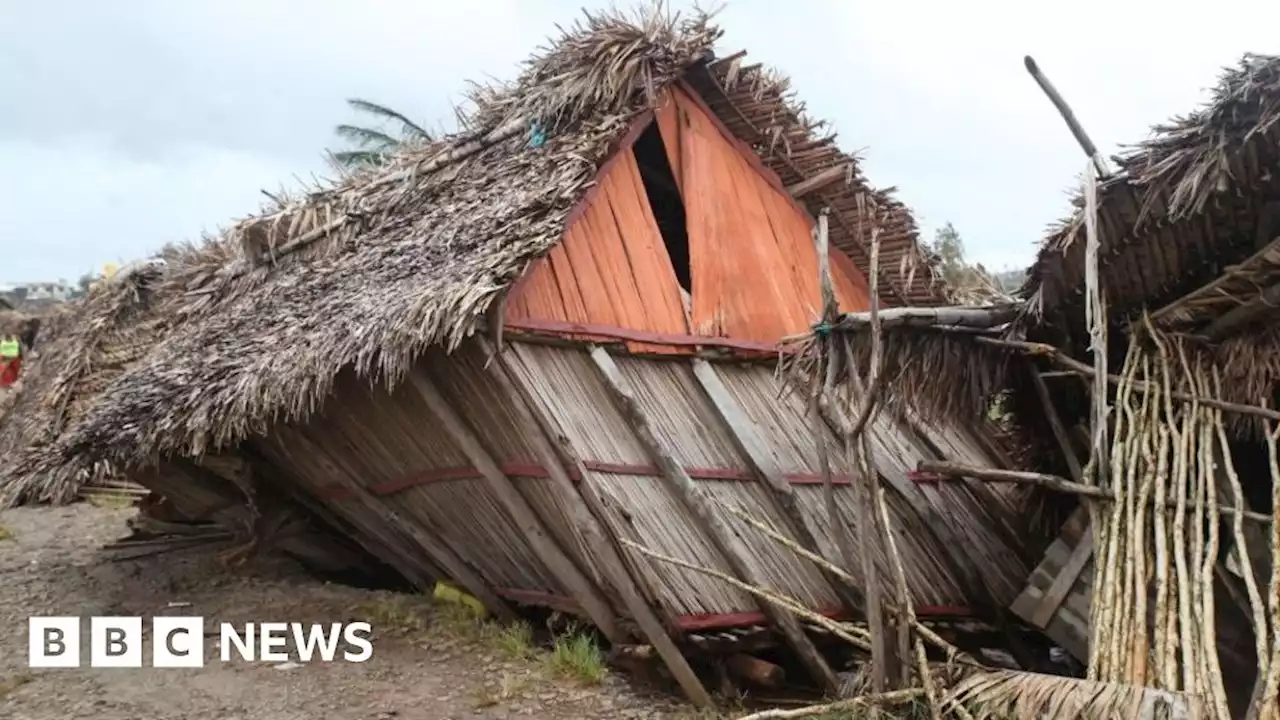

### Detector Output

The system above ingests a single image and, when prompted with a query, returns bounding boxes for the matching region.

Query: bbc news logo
[28,617,373,668]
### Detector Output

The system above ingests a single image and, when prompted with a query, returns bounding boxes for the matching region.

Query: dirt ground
[0,503,707,720]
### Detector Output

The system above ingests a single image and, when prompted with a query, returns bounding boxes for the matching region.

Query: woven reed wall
[238,337,1030,630]
[256,367,567,597]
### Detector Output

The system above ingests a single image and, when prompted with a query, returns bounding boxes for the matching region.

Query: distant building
[0,280,77,309]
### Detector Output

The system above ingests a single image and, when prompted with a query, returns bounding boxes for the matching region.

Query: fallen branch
[618,538,873,651]
[722,505,982,668]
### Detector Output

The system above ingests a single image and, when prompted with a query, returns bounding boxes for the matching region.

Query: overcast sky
[3,0,1278,284]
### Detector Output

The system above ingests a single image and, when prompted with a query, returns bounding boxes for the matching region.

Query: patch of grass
[0,672,33,699]
[0,524,12,542]
[485,619,537,661]
[544,631,606,685]
[471,671,530,708]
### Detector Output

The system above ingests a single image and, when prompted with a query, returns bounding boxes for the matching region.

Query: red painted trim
[318,460,856,499]
[485,589,978,629]
[583,460,853,486]
[504,317,784,355]
[908,471,946,486]
[674,604,974,631]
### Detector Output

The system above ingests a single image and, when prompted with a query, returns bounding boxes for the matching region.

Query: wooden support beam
[1200,281,1280,341]
[690,358,865,616]
[407,368,622,643]
[589,346,841,695]
[481,339,713,708]
[785,164,850,198]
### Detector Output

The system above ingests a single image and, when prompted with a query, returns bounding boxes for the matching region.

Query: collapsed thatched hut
[2,8,1042,703]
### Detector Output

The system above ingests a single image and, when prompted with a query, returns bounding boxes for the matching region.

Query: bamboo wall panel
[505,148,690,354]
[505,344,651,466]
[423,346,618,598]
[662,86,871,344]
[711,363,972,606]
[612,356,836,607]
[245,339,1030,629]
[264,369,564,595]
[505,342,749,616]
[589,473,756,616]
[908,412,1024,516]
[258,425,443,582]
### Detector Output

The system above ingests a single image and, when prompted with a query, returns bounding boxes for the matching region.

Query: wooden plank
[589,346,840,694]
[1031,530,1094,628]
[690,358,865,616]
[784,163,850,198]
[485,339,712,708]
[406,367,622,643]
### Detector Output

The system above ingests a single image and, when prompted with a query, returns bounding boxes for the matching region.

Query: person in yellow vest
[0,334,21,388]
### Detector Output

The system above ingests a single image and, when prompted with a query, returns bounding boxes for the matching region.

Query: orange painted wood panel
[505,148,690,353]
[665,86,870,345]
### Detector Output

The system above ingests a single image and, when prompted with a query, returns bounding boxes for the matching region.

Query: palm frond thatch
[947,669,1202,719]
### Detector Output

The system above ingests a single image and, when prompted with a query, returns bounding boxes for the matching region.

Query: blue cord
[528,121,547,148]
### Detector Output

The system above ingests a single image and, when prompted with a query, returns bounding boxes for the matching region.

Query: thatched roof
[5,7,951,496]
[0,261,168,505]
[1022,53,1280,346]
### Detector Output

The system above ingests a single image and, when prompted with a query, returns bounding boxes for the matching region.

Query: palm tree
[331,99,434,169]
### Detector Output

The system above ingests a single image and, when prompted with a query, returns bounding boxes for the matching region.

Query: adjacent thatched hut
[2,8,1039,703]
[831,53,1280,719]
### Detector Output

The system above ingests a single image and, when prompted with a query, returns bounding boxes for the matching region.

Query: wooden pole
[691,358,866,617]
[480,340,713,708]
[814,209,861,598]
[1024,54,1111,497]
[407,368,622,642]
[1023,56,1108,177]
[917,461,1272,524]
[590,346,841,694]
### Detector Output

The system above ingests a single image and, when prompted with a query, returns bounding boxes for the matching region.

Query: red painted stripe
[318,461,855,499]
[675,604,974,631]
[503,317,784,356]
[483,591,975,629]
